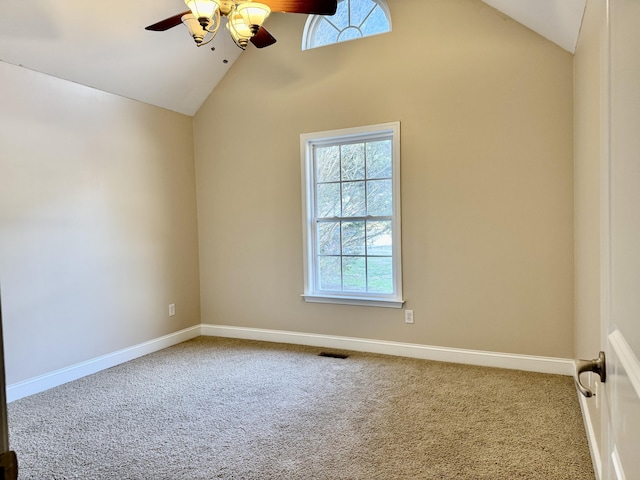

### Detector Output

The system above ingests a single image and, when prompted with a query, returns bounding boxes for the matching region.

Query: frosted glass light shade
[184,0,219,20]
[181,14,206,43]
[236,2,271,28]
[227,13,252,48]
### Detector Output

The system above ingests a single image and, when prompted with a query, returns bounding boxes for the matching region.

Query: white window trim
[300,122,403,308]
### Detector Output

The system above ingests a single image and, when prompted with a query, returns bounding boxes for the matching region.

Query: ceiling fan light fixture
[235,2,271,35]
[181,14,206,44]
[184,0,220,26]
[226,13,252,50]
[145,0,335,52]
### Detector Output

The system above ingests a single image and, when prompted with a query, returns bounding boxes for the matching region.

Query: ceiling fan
[145,0,338,50]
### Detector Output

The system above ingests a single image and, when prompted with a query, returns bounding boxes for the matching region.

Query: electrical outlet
[404,309,414,324]
[169,304,176,317]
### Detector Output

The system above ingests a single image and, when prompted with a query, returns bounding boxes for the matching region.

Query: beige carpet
[8,336,594,479]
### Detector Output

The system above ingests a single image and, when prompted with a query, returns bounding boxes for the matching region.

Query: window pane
[341,143,365,180]
[338,27,363,42]
[318,256,342,290]
[316,145,340,182]
[367,257,393,293]
[342,221,365,255]
[342,181,366,217]
[343,256,366,292]
[313,19,340,47]
[361,6,390,36]
[302,122,401,304]
[317,222,341,255]
[366,140,392,179]
[326,0,349,30]
[351,0,377,27]
[317,183,341,217]
[304,0,391,50]
[366,220,392,256]
[366,179,392,216]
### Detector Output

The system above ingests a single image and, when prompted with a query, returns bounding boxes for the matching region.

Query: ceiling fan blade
[251,26,277,48]
[265,0,337,15]
[145,11,190,31]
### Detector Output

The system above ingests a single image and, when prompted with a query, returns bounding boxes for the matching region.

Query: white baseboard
[578,390,603,480]
[200,324,574,376]
[8,324,575,403]
[7,325,201,403]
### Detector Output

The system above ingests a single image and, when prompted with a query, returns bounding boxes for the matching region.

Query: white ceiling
[0,0,243,115]
[0,0,586,116]
[481,0,586,53]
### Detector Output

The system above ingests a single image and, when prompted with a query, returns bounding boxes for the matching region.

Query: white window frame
[302,0,392,51]
[300,122,403,308]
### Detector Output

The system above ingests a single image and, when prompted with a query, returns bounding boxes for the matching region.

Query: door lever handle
[574,351,606,397]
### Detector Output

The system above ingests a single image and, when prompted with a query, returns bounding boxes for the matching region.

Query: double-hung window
[300,122,403,308]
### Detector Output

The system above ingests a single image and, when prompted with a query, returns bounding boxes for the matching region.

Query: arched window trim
[302,0,392,51]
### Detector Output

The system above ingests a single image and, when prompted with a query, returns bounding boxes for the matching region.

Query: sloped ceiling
[481,0,586,53]
[0,0,243,115]
[0,0,585,116]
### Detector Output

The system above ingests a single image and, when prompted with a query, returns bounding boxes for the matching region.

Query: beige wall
[194,0,575,358]
[0,62,201,384]
[0,0,578,387]
[573,0,605,452]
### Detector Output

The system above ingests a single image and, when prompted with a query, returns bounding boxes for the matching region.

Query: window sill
[301,294,404,309]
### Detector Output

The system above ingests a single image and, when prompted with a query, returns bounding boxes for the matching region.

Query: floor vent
[318,352,349,359]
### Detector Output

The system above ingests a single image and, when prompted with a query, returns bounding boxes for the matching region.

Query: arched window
[302,0,391,50]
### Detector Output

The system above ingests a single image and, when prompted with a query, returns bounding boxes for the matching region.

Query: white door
[602,0,640,478]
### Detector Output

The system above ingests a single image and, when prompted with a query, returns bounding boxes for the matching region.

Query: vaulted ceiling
[0,0,585,116]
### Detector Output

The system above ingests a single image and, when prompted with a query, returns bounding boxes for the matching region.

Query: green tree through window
[301,123,403,308]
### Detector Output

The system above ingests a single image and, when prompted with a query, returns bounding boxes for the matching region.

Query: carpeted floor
[8,336,594,479]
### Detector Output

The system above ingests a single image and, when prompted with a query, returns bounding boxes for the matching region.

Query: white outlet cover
[405,310,414,324]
